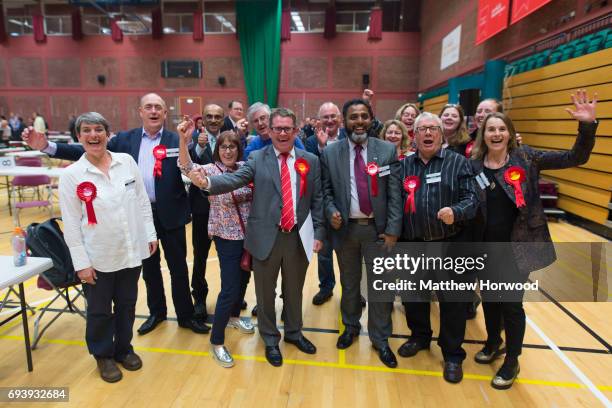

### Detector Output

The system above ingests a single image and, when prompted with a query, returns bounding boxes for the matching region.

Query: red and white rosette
[403,176,420,214]
[464,140,474,159]
[294,158,310,198]
[504,166,527,208]
[153,144,167,178]
[77,181,98,225]
[366,162,379,197]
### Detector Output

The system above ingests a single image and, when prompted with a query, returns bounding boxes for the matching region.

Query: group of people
[21,89,598,391]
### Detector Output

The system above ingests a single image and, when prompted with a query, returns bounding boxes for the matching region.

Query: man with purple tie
[320,99,402,368]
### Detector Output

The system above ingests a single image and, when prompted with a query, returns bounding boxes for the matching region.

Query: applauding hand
[566,89,597,123]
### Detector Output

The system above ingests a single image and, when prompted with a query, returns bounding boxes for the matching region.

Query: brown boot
[96,358,122,383]
[116,352,142,371]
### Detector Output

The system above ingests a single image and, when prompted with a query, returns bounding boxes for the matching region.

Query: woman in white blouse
[58,112,157,383]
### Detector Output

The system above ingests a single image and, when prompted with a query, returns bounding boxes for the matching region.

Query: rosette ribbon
[403,176,420,214]
[366,162,379,196]
[294,158,310,198]
[77,181,98,225]
[504,166,527,208]
[153,144,167,178]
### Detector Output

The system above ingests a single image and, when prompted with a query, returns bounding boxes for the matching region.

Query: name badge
[378,165,390,173]
[378,170,390,177]
[426,177,441,184]
[166,147,179,158]
[475,172,490,190]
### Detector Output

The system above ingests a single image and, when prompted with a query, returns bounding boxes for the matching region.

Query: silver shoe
[227,318,255,334]
[475,342,506,364]
[210,345,234,368]
[491,361,520,390]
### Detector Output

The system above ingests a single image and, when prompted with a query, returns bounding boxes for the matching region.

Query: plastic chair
[11,157,53,226]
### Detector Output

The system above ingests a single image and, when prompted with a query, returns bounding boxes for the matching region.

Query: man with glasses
[22,93,211,336]
[398,112,478,383]
[243,102,304,160]
[190,108,325,367]
[221,100,245,133]
[320,99,402,368]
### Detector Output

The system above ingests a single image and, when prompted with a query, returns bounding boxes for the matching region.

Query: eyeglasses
[142,104,164,112]
[416,126,441,134]
[321,114,338,121]
[219,144,238,151]
[271,126,295,134]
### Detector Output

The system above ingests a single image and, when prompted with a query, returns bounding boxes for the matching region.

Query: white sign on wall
[440,25,462,70]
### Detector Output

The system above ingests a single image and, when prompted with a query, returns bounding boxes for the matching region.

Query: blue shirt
[243,135,304,160]
[138,127,163,203]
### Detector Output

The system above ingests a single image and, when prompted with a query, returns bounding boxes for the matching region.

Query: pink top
[199,161,252,241]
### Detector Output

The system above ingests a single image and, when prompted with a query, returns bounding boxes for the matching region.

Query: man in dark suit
[190,108,325,367]
[320,99,402,368]
[304,102,347,306]
[220,100,244,133]
[22,93,210,335]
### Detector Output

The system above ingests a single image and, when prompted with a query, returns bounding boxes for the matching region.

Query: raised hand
[177,116,195,144]
[362,88,374,102]
[316,126,329,148]
[197,133,209,147]
[21,126,49,151]
[236,118,248,135]
[566,89,597,123]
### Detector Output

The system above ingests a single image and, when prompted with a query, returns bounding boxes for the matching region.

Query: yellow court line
[1,333,610,392]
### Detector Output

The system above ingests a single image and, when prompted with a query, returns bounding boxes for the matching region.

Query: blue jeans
[211,237,250,345]
[317,238,335,293]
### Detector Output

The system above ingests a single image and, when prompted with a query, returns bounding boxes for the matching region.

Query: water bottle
[12,227,27,267]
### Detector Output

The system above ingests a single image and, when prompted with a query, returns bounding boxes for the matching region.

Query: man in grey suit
[190,108,325,367]
[320,99,403,368]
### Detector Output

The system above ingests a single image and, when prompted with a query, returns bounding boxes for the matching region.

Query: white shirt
[273,146,298,224]
[59,152,156,272]
[347,138,373,219]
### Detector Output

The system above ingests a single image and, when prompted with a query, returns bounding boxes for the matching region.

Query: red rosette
[153,144,167,178]
[464,140,474,159]
[403,176,420,214]
[504,166,527,208]
[366,162,379,196]
[77,181,98,225]
[294,158,310,198]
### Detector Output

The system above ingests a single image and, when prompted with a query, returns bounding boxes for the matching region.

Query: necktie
[280,153,295,230]
[354,145,373,216]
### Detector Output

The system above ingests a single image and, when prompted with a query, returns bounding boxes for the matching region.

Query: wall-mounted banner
[440,25,462,71]
[475,0,510,45]
[511,0,553,24]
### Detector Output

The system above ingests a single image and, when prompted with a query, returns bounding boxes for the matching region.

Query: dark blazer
[207,145,326,260]
[304,128,347,157]
[321,137,403,250]
[220,116,236,133]
[189,142,213,216]
[470,121,597,275]
[54,127,191,230]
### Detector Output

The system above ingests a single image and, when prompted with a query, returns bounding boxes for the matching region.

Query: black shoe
[336,330,358,350]
[374,345,398,368]
[474,342,506,364]
[466,297,481,320]
[491,358,520,390]
[137,315,166,335]
[284,336,316,354]
[397,340,430,358]
[241,300,247,310]
[193,302,208,321]
[251,305,258,316]
[115,352,142,371]
[360,295,366,308]
[178,318,211,334]
[443,361,463,383]
[265,346,283,367]
[312,290,333,305]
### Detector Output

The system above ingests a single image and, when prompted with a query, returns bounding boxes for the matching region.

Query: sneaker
[475,342,506,364]
[210,345,234,368]
[491,359,520,390]
[227,317,255,334]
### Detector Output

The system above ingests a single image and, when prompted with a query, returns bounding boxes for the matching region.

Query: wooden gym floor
[0,186,610,407]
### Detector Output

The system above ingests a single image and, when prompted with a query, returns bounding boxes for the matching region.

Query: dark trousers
[191,212,212,307]
[83,267,140,359]
[336,222,393,349]
[253,229,308,346]
[142,208,194,321]
[403,300,468,363]
[482,301,526,358]
[210,237,251,345]
[317,238,335,293]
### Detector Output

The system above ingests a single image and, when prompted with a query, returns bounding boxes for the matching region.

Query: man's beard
[349,131,368,144]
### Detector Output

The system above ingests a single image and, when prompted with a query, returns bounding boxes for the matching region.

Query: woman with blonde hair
[379,119,412,159]
[395,103,420,148]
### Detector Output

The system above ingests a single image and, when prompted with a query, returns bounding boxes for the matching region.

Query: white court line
[526,316,611,407]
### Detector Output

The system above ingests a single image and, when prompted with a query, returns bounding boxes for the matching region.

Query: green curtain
[236,0,281,107]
